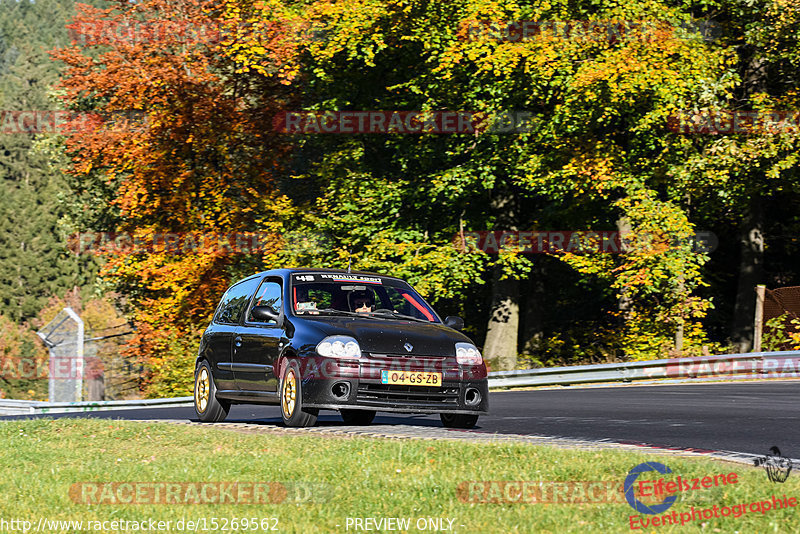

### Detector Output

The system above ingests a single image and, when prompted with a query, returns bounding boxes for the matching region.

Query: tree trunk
[729,51,767,353]
[731,201,764,352]
[483,263,520,371]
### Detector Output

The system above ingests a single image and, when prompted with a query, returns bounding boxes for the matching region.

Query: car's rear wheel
[440,413,479,429]
[340,409,376,425]
[280,360,318,427]
[194,360,230,422]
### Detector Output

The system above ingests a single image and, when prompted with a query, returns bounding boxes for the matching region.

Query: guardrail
[0,396,193,416]
[2,351,798,414]
[487,350,800,389]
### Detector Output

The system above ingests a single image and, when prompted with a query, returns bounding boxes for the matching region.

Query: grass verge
[0,418,797,533]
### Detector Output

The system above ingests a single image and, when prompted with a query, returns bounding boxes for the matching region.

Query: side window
[215,277,261,325]
[248,279,282,323]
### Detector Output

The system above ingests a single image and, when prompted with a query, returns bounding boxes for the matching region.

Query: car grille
[356,383,459,406]
[365,353,451,367]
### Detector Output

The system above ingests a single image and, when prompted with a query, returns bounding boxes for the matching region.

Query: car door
[233,276,283,394]
[211,276,262,392]
[203,323,237,392]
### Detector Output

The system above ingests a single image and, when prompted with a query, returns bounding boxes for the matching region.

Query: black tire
[194,360,230,422]
[340,409,376,425]
[440,413,479,429]
[280,360,318,427]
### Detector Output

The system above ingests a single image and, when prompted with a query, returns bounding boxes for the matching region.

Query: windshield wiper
[368,309,430,323]
[307,308,431,322]
[315,308,362,317]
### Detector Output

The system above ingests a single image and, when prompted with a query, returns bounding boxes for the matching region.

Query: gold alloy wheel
[282,368,297,418]
[195,367,209,413]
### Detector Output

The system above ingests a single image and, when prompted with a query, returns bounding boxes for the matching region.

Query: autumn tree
[52,0,303,395]
[228,0,732,366]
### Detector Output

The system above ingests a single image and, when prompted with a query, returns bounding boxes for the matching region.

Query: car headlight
[316,336,362,360]
[455,342,483,365]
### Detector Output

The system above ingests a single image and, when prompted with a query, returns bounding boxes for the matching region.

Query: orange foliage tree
[52,0,303,396]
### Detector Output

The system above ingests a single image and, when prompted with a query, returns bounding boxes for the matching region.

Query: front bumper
[297,355,489,414]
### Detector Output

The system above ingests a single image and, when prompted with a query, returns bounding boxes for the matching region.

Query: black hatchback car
[194,269,488,428]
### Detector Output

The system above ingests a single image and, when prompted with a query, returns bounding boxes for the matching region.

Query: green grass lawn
[0,418,798,533]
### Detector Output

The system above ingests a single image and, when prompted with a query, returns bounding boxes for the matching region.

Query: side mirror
[444,316,464,331]
[251,305,279,323]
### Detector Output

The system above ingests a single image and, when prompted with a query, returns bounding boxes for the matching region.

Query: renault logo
[404,343,413,352]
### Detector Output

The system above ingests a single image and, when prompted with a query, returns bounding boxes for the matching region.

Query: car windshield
[290,273,439,323]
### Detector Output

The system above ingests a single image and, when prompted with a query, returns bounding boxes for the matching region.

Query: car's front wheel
[440,413,479,429]
[194,360,230,422]
[340,409,376,425]
[280,360,318,427]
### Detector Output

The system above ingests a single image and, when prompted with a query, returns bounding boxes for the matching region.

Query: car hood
[296,316,472,357]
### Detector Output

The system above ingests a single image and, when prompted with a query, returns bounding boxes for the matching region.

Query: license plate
[381,370,442,386]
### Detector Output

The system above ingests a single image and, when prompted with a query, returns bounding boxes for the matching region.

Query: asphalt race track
[2,381,797,458]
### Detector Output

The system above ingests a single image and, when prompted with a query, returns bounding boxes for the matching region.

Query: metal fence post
[37,307,84,402]
[753,285,766,352]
